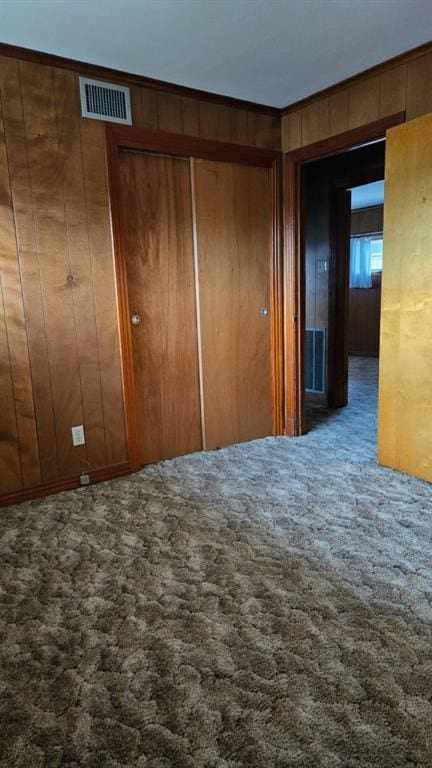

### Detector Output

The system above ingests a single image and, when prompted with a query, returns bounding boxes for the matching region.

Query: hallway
[306,356,379,455]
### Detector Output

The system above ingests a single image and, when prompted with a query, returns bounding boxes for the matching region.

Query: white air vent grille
[79,77,132,124]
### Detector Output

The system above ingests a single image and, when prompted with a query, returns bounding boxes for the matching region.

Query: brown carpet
[1,358,431,767]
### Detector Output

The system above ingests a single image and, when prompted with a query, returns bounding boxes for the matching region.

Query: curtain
[350,236,372,288]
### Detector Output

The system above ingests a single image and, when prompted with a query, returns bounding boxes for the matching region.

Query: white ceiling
[351,181,385,210]
[1,0,432,108]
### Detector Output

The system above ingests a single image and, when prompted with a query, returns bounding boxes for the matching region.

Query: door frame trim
[283,111,405,437]
[105,125,283,470]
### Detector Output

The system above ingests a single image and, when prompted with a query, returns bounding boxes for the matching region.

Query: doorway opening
[302,140,385,439]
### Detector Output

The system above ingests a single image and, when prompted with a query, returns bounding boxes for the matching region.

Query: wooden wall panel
[199,101,230,141]
[351,205,383,236]
[0,277,22,492]
[79,118,127,467]
[406,51,432,120]
[53,68,107,470]
[282,44,432,152]
[0,56,59,483]
[19,61,87,479]
[0,49,279,499]
[0,90,40,490]
[228,108,249,144]
[329,91,349,136]
[157,91,184,133]
[349,274,381,358]
[379,65,407,118]
[348,76,380,129]
[302,99,330,145]
[182,97,200,136]
[141,88,159,130]
[378,113,432,483]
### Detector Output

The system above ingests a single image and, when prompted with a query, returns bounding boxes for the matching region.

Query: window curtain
[350,236,372,288]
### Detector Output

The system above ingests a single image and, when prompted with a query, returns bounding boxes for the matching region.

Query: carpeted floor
[1,358,431,768]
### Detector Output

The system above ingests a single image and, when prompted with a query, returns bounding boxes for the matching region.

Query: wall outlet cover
[71,425,86,446]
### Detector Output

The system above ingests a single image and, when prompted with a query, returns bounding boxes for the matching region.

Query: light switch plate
[71,425,85,446]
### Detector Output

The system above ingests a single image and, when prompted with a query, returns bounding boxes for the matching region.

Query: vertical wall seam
[189,157,207,451]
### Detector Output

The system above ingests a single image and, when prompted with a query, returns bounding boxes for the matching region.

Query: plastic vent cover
[79,77,132,124]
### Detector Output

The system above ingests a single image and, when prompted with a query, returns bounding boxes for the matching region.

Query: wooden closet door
[119,151,202,465]
[193,159,274,450]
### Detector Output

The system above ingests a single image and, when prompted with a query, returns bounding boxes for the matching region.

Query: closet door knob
[131,313,141,326]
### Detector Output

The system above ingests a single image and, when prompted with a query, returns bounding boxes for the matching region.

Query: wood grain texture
[157,92,184,133]
[349,274,381,358]
[378,113,432,483]
[228,108,249,145]
[79,117,127,467]
[19,60,87,479]
[0,55,59,484]
[406,51,432,120]
[199,101,230,142]
[379,65,407,118]
[351,205,383,236]
[119,151,202,465]
[0,81,40,489]
[141,88,159,129]
[54,68,107,470]
[329,91,349,136]
[283,45,432,149]
[0,47,280,501]
[0,274,22,493]
[301,99,330,146]
[348,76,380,129]
[281,110,302,152]
[194,159,273,449]
[0,42,279,117]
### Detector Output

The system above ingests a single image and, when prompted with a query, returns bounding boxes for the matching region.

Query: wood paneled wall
[282,45,432,151]
[351,205,383,236]
[0,53,280,499]
[349,206,383,358]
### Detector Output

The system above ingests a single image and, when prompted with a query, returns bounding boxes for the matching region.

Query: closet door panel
[194,159,273,449]
[119,151,202,464]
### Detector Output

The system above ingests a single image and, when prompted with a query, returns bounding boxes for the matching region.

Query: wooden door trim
[106,125,283,470]
[107,124,279,166]
[283,112,405,436]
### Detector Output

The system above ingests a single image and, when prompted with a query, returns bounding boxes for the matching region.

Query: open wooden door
[378,113,432,482]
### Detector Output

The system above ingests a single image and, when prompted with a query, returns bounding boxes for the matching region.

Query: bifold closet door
[118,151,202,465]
[193,159,274,450]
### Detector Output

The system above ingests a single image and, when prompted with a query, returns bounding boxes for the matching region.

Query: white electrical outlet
[71,425,86,446]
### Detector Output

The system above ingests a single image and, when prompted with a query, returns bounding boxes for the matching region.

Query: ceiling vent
[79,76,132,124]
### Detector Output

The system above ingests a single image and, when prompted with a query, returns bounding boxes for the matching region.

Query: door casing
[106,125,283,470]
[283,111,405,436]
